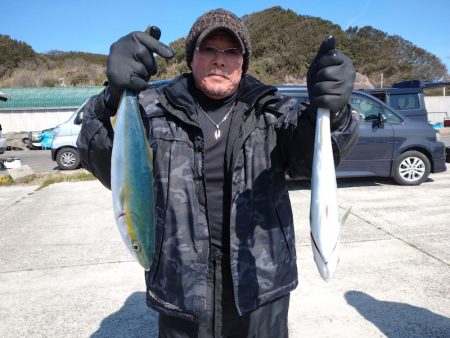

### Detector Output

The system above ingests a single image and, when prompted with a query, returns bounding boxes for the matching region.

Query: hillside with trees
[1,6,448,88]
[0,35,107,87]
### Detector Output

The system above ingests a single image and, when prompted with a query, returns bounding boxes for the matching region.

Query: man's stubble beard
[198,68,240,99]
[201,85,235,99]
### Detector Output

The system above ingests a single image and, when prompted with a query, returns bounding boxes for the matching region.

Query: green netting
[0,86,104,109]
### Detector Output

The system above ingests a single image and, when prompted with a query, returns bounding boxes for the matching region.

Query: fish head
[124,206,153,270]
[117,209,152,270]
[113,187,152,270]
[131,239,151,271]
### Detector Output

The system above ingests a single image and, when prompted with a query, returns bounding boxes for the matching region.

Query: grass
[0,171,96,189]
[36,172,96,190]
[0,175,15,185]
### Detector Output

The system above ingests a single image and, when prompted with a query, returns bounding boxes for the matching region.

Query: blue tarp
[37,130,54,149]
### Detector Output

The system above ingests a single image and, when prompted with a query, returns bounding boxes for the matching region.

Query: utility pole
[380,73,384,88]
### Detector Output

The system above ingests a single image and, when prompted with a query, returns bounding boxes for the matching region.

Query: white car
[51,100,86,170]
[0,134,5,154]
[1,92,8,153]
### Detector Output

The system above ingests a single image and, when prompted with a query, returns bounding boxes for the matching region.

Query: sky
[1,0,450,73]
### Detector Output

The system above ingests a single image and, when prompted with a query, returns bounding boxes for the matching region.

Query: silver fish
[310,108,350,281]
[111,89,155,270]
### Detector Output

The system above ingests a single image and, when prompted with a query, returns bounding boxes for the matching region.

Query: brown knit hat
[185,8,252,73]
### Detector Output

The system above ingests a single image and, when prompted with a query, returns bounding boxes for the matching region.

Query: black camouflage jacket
[77,74,359,323]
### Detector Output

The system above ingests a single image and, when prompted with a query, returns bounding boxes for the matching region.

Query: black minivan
[277,86,447,185]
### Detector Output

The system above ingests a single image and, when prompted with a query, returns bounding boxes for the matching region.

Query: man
[77,8,358,338]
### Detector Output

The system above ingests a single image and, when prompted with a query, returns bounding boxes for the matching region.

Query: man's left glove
[307,36,355,116]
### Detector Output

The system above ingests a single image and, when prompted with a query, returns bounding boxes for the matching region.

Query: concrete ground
[1,166,449,337]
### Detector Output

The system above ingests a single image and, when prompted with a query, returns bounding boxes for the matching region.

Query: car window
[389,93,420,110]
[281,90,402,124]
[382,106,403,123]
[350,96,382,121]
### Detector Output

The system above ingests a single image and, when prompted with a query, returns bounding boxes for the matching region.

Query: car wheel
[56,148,80,170]
[394,150,430,185]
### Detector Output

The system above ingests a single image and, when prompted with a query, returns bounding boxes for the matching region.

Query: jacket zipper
[160,90,213,269]
[147,290,183,312]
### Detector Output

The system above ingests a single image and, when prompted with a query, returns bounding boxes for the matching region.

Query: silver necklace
[196,102,235,140]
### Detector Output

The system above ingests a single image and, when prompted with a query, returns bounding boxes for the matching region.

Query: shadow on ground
[345,291,450,337]
[91,292,158,338]
[287,176,394,191]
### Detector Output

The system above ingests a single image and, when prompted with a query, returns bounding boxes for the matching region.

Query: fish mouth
[310,233,328,264]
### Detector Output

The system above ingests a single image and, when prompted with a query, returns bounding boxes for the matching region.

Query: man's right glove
[104,29,174,111]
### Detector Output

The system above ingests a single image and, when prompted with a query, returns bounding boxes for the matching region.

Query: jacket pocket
[149,206,166,281]
[271,188,295,260]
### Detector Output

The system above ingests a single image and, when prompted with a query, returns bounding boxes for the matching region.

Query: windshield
[63,100,88,124]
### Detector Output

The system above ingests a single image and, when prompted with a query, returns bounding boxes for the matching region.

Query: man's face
[191,30,244,99]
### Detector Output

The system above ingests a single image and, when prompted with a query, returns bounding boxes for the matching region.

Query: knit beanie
[185,8,252,73]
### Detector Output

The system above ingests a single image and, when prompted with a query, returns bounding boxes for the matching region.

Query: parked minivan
[278,86,447,185]
[51,99,87,170]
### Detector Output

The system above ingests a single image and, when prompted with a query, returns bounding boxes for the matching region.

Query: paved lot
[0,150,57,173]
[0,166,449,337]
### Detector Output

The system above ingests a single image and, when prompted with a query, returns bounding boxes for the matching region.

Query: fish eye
[132,242,141,252]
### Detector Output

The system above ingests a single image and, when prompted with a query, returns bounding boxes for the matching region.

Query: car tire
[394,150,430,185]
[56,147,80,170]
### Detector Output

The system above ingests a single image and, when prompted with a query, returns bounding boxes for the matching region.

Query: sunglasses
[196,45,244,60]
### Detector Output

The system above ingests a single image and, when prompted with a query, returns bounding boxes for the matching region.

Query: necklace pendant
[214,129,221,140]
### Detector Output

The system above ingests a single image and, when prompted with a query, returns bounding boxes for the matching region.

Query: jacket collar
[236,74,277,109]
[157,73,279,173]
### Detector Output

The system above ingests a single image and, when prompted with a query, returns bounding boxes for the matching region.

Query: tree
[0,35,36,77]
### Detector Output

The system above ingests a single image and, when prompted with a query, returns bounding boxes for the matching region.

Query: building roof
[0,86,104,109]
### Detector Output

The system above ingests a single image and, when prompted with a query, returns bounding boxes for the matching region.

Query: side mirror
[377,112,385,128]
[74,111,84,125]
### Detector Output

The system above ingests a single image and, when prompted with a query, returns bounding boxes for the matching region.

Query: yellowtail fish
[111,89,155,270]
[310,108,351,281]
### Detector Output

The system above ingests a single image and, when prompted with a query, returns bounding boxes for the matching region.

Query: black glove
[104,28,174,110]
[307,36,355,115]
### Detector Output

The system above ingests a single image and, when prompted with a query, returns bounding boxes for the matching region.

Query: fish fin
[340,207,352,225]
[110,114,117,128]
